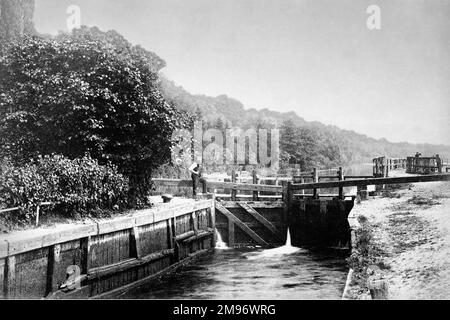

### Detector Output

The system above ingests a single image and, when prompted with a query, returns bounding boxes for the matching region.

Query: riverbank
[344,177,450,299]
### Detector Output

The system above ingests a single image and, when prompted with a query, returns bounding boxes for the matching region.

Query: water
[119,229,349,300]
[215,228,228,249]
[286,228,291,246]
[344,163,373,176]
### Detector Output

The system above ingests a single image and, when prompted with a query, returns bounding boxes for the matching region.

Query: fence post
[301,177,305,196]
[282,181,292,224]
[382,158,388,190]
[384,158,389,178]
[338,167,344,200]
[228,217,235,248]
[287,181,293,223]
[252,169,259,201]
[46,244,61,295]
[130,226,142,258]
[167,218,174,250]
[35,205,40,227]
[282,181,288,204]
[4,256,15,298]
[172,215,180,262]
[231,169,237,201]
[80,236,91,274]
[373,158,376,177]
[369,279,389,300]
[436,155,442,173]
[313,168,319,199]
[210,193,216,247]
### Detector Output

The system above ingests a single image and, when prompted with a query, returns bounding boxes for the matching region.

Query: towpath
[350,174,450,299]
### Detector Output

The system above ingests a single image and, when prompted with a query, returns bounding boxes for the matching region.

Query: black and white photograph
[1,0,450,309]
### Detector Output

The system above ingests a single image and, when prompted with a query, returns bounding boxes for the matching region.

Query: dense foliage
[279,119,341,170]
[0,27,191,204]
[0,154,129,224]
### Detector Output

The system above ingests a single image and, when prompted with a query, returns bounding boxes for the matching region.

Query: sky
[33,0,450,145]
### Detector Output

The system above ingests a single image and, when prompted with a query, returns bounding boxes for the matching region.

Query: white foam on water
[246,228,304,260]
[215,228,229,250]
[285,227,292,247]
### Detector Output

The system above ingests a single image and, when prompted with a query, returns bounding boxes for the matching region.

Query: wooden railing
[152,178,282,193]
[406,156,443,174]
[152,167,375,201]
[289,173,450,191]
[152,177,283,201]
[282,171,450,207]
[373,157,407,177]
[279,172,450,210]
[0,202,53,226]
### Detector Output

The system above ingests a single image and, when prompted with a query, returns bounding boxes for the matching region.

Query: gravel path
[1,196,195,236]
[351,178,450,299]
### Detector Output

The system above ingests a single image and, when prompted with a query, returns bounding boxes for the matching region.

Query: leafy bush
[0,154,129,223]
[0,27,191,205]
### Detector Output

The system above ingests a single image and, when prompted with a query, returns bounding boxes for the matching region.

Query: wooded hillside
[159,77,450,168]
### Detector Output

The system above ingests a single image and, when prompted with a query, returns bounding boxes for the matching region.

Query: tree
[214,117,225,132]
[280,119,323,170]
[194,108,203,122]
[0,27,191,205]
[0,0,36,47]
